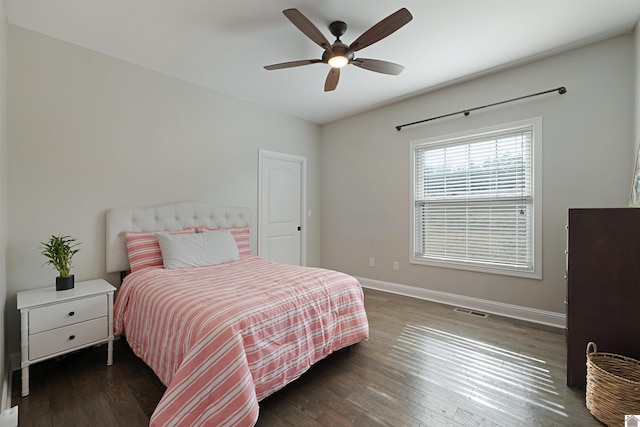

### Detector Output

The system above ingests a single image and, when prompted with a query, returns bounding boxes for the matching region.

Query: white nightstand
[17,278,115,397]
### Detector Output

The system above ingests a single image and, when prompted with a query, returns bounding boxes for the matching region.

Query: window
[411,118,541,279]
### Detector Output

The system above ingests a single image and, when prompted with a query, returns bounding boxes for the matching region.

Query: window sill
[410,257,542,280]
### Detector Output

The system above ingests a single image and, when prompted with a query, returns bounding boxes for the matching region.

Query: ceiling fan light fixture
[328,55,348,68]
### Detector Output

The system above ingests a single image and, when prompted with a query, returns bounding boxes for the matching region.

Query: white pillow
[156,229,240,270]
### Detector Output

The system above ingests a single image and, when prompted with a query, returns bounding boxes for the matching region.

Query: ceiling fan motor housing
[325,21,352,64]
[323,42,353,63]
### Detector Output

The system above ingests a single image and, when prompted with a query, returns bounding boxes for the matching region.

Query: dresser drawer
[29,317,108,360]
[29,294,107,334]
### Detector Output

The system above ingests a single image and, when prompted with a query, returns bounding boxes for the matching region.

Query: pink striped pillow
[124,228,195,272]
[197,226,250,257]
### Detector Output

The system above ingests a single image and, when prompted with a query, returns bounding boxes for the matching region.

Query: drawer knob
[68,311,75,316]
[69,335,75,340]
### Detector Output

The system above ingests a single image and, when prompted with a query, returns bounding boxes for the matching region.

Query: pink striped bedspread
[113,256,369,426]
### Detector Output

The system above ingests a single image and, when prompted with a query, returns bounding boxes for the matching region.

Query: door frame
[258,149,307,266]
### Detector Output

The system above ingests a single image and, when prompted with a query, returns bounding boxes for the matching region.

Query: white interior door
[258,150,306,265]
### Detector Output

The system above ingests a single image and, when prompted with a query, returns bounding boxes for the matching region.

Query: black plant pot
[56,275,74,291]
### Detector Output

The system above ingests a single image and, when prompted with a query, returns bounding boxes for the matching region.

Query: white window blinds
[412,121,539,276]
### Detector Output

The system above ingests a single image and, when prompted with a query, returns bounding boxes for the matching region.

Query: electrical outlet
[393,261,399,271]
[369,258,375,268]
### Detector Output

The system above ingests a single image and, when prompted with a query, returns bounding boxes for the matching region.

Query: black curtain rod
[395,86,567,131]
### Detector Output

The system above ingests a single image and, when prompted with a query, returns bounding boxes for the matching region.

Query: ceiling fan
[264,8,413,92]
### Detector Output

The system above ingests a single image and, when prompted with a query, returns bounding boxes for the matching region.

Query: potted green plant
[40,234,81,291]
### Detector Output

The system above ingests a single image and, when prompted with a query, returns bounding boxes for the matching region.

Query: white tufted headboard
[106,202,251,273]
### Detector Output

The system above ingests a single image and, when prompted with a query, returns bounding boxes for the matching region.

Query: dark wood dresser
[566,208,640,388]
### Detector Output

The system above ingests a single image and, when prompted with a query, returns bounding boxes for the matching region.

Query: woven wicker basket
[586,342,640,426]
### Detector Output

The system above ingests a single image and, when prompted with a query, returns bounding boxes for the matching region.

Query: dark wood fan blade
[264,59,322,70]
[352,58,404,75]
[283,9,333,51]
[349,8,412,52]
[324,68,340,92]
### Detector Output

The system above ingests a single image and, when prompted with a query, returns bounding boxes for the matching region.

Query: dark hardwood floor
[12,289,601,426]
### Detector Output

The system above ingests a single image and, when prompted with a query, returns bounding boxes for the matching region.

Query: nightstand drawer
[29,317,108,360]
[29,294,107,334]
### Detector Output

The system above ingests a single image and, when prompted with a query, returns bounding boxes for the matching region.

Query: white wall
[5,26,321,354]
[320,34,634,321]
[635,18,640,151]
[0,1,8,392]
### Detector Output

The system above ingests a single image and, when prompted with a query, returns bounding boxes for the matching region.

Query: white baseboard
[1,355,12,413]
[5,352,22,418]
[356,276,566,329]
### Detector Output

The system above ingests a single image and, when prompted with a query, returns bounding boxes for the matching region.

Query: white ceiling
[5,0,640,124]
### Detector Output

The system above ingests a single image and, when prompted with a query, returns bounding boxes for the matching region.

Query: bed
[107,202,369,426]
